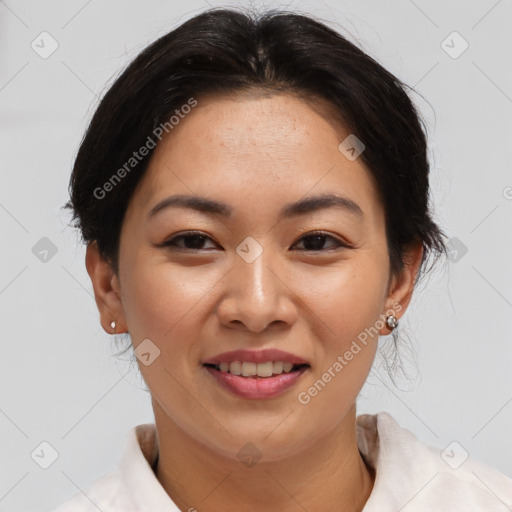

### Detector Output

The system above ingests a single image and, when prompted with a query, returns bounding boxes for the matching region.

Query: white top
[52,412,512,511]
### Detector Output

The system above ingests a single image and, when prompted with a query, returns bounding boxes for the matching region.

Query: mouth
[203,360,310,399]
[203,361,309,377]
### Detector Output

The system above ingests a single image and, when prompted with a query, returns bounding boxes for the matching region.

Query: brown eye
[160,231,218,251]
[292,232,349,252]
[157,231,350,252]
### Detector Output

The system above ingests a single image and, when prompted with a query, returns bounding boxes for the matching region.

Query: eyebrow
[147,193,364,221]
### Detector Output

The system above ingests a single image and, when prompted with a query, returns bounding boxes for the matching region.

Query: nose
[216,245,298,333]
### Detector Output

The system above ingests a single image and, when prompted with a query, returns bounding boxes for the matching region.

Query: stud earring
[385,315,398,330]
[110,320,116,333]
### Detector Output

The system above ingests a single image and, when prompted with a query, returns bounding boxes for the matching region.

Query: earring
[110,320,116,333]
[385,315,398,330]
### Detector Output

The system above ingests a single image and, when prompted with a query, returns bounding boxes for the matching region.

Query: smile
[203,362,310,399]
[206,360,307,377]
[202,348,310,399]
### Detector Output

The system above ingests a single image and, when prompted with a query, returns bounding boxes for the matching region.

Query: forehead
[130,93,383,226]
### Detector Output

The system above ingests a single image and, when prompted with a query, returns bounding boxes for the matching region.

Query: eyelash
[158,230,351,252]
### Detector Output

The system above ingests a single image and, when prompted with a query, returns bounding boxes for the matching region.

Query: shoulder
[358,411,512,511]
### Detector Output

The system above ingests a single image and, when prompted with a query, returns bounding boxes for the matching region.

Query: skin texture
[86,92,423,511]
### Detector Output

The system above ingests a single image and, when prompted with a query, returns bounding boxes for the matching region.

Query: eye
[159,231,218,251]
[158,231,350,252]
[291,231,349,252]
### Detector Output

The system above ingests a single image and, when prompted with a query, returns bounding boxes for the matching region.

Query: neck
[153,402,375,512]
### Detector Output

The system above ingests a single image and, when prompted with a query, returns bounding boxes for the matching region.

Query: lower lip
[204,366,308,399]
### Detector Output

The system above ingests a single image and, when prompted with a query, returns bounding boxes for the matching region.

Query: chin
[203,418,318,463]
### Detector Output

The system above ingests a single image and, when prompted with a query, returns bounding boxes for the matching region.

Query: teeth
[273,361,283,374]
[229,361,241,375]
[241,362,257,377]
[257,361,273,377]
[214,360,302,377]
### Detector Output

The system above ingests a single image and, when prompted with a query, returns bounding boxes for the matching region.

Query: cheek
[120,254,220,342]
[294,254,388,346]
[120,258,214,418]
[292,256,387,413]
[119,257,222,394]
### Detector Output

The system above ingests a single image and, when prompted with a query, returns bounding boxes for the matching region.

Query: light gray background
[1,1,511,510]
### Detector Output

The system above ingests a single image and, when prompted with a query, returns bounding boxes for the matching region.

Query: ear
[379,240,423,335]
[85,241,127,334]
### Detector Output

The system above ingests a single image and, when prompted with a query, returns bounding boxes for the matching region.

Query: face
[89,92,418,461]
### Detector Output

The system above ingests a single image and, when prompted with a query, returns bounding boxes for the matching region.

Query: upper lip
[202,349,309,365]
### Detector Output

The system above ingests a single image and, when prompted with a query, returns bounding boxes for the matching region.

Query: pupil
[304,235,324,250]
[186,235,205,249]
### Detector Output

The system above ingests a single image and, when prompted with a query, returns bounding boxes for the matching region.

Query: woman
[55,6,512,511]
